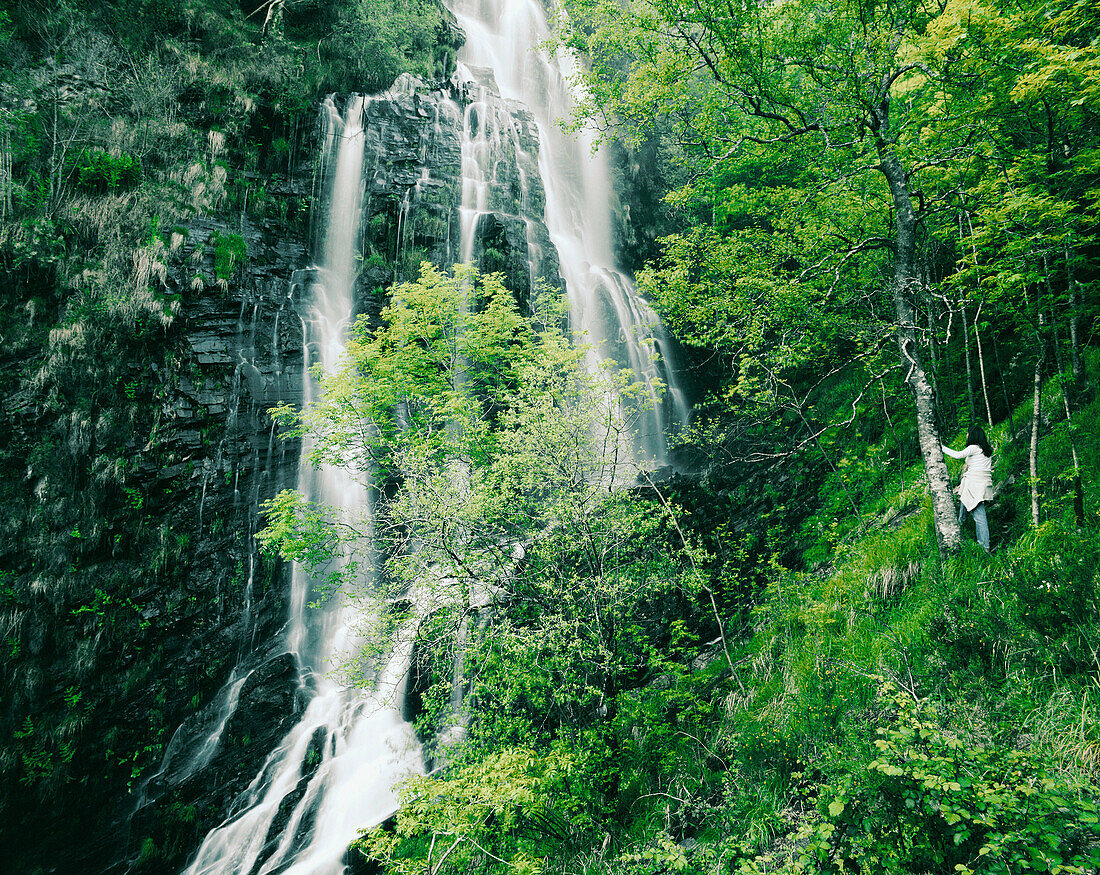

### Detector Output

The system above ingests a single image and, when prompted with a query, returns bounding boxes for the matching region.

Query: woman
[942,426,994,551]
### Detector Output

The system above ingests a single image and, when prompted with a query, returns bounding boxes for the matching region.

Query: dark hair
[966,425,992,457]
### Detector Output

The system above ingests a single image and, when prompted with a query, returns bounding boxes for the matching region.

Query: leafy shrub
[798,683,1100,875]
[69,148,142,193]
[1004,521,1099,642]
[209,231,246,282]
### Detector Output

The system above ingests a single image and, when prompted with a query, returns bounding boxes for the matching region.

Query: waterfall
[177,3,691,871]
[451,0,690,464]
[180,95,423,875]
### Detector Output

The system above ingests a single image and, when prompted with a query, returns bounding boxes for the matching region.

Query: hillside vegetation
[336,0,1099,871]
[0,0,1096,873]
[323,278,1100,875]
[263,261,1100,875]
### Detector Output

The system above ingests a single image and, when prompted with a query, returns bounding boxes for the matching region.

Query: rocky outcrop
[360,76,464,279]
[0,167,315,872]
[1,8,490,875]
[5,67,576,874]
[93,191,316,873]
[606,135,677,275]
[351,72,561,317]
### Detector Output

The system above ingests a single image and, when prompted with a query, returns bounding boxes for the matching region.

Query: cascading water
[181,96,422,875]
[452,0,690,464]
[179,3,691,872]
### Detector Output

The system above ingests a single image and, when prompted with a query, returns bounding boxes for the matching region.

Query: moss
[210,231,247,283]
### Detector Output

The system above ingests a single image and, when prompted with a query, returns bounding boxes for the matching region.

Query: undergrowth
[361,352,1100,874]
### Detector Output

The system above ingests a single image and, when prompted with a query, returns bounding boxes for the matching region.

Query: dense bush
[68,148,142,193]
[354,352,1100,875]
[798,683,1100,875]
[210,230,247,283]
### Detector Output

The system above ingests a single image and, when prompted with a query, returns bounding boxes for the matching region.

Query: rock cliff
[0,170,311,871]
[2,49,573,873]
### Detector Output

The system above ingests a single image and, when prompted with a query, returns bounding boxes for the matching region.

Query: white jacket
[942,443,994,511]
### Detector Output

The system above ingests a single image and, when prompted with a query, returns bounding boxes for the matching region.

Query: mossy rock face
[0,0,479,870]
[466,211,559,314]
[126,646,308,873]
[0,185,312,874]
[353,74,562,310]
[607,136,678,274]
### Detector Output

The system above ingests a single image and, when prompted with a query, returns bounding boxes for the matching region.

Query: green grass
[686,351,1100,872]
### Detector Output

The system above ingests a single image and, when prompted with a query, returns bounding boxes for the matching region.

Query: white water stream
[182,96,421,875]
[454,0,689,461]
[179,2,689,872]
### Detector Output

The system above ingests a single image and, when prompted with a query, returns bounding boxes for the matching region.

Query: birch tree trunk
[960,299,977,423]
[0,127,10,221]
[973,302,994,427]
[875,133,961,552]
[1050,314,1085,526]
[1030,311,1045,528]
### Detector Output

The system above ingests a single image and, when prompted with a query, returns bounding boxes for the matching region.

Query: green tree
[260,261,695,657]
[328,0,450,91]
[921,0,1100,525]
[555,0,1093,551]
[260,264,710,868]
[558,0,1099,541]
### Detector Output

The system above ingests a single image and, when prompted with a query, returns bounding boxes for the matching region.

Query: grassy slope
[616,354,1100,872]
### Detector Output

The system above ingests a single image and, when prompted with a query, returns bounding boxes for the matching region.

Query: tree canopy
[556,0,1098,548]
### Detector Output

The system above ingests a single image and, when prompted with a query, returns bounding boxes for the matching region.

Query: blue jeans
[959,501,990,551]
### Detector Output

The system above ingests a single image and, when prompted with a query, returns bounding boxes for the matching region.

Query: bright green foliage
[555,0,1099,532]
[262,264,714,869]
[210,231,247,282]
[262,263,668,604]
[636,216,885,430]
[357,747,577,875]
[920,0,1100,365]
[343,354,1100,875]
[303,261,560,473]
[12,716,76,788]
[327,0,453,92]
[254,489,349,596]
[800,683,1100,875]
[68,148,143,193]
[260,258,697,617]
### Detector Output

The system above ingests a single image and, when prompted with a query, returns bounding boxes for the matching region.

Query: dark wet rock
[0,171,316,874]
[246,725,328,875]
[221,652,304,752]
[7,54,573,875]
[87,204,315,872]
[351,72,560,318]
[123,647,307,874]
[403,637,433,728]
